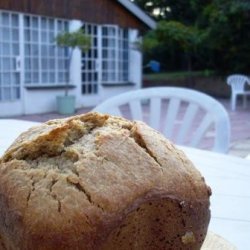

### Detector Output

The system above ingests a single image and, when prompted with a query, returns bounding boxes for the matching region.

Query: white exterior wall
[0,12,143,117]
[0,101,23,117]
[23,89,68,114]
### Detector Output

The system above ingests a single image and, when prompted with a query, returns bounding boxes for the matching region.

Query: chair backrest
[226,74,249,93]
[93,87,230,153]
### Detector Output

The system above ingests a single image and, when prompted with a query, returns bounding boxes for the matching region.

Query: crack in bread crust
[129,125,163,171]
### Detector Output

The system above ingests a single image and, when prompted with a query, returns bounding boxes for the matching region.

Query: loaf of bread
[0,112,211,250]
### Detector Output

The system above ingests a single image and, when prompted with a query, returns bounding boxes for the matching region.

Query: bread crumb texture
[0,112,211,250]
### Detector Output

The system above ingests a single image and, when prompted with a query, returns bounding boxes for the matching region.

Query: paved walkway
[8,98,250,158]
[220,99,250,158]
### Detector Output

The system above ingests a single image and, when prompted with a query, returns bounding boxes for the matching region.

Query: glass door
[101,25,118,83]
[0,12,22,107]
[81,23,100,105]
[102,25,129,84]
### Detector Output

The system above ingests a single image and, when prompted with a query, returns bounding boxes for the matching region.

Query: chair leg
[243,95,247,109]
[231,94,236,111]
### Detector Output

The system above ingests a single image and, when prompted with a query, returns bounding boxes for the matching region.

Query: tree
[55,29,91,96]
[143,20,203,73]
[134,0,250,73]
[199,0,250,73]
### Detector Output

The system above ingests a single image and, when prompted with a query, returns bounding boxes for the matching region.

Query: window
[24,15,69,85]
[0,12,20,101]
[102,25,129,83]
[81,23,130,95]
[81,23,98,94]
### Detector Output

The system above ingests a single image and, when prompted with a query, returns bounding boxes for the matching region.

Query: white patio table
[178,146,250,250]
[0,119,40,156]
[0,119,249,249]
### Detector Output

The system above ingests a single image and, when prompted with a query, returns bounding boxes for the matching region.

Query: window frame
[101,25,129,84]
[0,11,21,101]
[23,14,69,87]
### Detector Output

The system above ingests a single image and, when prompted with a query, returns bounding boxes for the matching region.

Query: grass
[143,70,215,81]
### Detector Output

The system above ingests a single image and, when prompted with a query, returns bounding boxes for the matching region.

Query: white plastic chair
[226,74,250,111]
[93,87,230,153]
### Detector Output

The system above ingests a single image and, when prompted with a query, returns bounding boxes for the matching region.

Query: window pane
[49,32,54,43]
[49,19,54,30]
[32,58,39,70]
[93,37,97,47]
[25,72,31,83]
[13,87,20,99]
[32,30,38,42]
[32,72,39,83]
[57,48,64,57]
[12,29,19,41]
[42,72,48,83]
[41,18,47,29]
[64,48,68,57]
[58,60,63,70]
[25,44,30,56]
[93,84,98,93]
[49,73,55,82]
[41,31,47,43]
[63,60,68,70]
[2,28,10,41]
[2,73,10,84]
[31,45,39,56]
[2,43,10,56]
[42,59,48,70]
[109,39,116,47]
[3,58,11,71]
[58,72,64,82]
[102,61,107,70]
[102,27,107,36]
[11,58,16,70]
[49,59,55,69]
[25,58,31,70]
[49,46,55,56]
[2,87,11,100]
[103,38,108,47]
[11,15,18,27]
[13,73,20,85]
[64,22,68,32]
[57,21,63,31]
[41,45,48,57]
[32,17,38,28]
[65,72,69,82]
[2,13,10,26]
[24,30,30,42]
[24,16,30,27]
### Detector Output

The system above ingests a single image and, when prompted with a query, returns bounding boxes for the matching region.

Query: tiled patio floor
[9,97,250,158]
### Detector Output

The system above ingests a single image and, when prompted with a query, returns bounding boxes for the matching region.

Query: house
[0,0,156,116]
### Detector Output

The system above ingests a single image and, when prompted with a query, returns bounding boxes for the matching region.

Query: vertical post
[129,29,142,89]
[69,20,82,105]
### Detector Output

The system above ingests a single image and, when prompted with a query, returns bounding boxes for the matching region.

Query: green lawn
[143,70,214,81]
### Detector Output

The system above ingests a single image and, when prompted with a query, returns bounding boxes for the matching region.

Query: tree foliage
[56,29,91,52]
[134,0,250,73]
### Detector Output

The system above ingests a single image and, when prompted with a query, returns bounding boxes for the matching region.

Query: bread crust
[0,112,211,249]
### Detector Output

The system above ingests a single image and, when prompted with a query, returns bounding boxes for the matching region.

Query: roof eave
[117,0,156,29]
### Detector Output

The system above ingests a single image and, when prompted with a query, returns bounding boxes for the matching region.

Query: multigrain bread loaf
[0,112,211,250]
